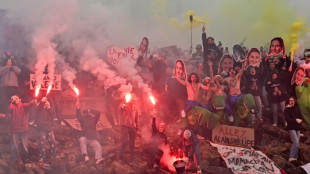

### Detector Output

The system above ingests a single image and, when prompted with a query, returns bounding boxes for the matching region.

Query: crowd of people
[0,24,309,173]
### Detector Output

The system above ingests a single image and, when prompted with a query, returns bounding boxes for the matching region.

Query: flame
[46,85,52,95]
[149,95,156,105]
[35,86,40,98]
[72,86,79,96]
[125,93,132,103]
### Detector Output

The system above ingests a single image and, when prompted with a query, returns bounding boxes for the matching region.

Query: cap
[183,130,191,140]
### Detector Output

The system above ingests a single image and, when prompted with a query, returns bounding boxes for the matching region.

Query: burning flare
[149,95,156,105]
[72,86,79,96]
[125,93,132,103]
[46,85,52,96]
[35,86,41,98]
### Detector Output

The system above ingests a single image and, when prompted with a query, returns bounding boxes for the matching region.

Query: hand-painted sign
[212,124,254,147]
[210,142,283,174]
[107,46,138,65]
[30,74,61,90]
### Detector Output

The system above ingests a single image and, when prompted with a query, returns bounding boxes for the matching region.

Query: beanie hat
[183,130,191,140]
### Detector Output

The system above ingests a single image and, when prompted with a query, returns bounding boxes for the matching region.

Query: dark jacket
[266,80,286,103]
[35,102,54,131]
[151,117,167,146]
[76,109,100,140]
[284,104,302,131]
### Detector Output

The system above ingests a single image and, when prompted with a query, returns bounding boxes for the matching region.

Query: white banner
[30,74,61,90]
[107,46,138,65]
[210,142,283,174]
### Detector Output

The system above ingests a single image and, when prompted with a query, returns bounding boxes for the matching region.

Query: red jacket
[8,102,33,133]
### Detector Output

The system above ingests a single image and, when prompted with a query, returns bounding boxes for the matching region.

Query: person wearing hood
[284,97,303,162]
[178,129,201,173]
[7,95,35,162]
[76,99,104,165]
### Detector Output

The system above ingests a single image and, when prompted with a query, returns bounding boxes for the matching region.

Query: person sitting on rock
[76,99,104,165]
[176,72,210,117]
[178,129,201,173]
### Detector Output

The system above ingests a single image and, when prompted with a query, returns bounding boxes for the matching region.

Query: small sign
[107,46,138,65]
[30,74,61,90]
[212,124,254,147]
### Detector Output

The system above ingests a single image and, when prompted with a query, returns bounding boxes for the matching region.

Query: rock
[111,160,135,174]
[272,155,287,169]
[199,160,209,171]
[203,166,234,174]
[300,149,310,162]
[285,167,308,174]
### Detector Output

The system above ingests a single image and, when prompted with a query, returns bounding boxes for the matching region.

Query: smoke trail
[78,44,132,94]
[32,0,76,89]
[115,57,152,95]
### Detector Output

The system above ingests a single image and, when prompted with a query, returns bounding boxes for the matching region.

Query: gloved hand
[296,119,302,124]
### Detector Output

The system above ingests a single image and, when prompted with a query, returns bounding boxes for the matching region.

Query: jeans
[251,96,262,120]
[184,100,208,113]
[226,94,243,116]
[271,101,285,124]
[38,130,57,160]
[289,130,300,159]
[120,126,136,160]
[79,137,102,159]
[11,132,28,160]
[184,143,201,166]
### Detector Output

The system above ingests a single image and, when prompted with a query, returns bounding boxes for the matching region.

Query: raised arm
[236,60,246,79]
[199,82,210,90]
[176,76,187,86]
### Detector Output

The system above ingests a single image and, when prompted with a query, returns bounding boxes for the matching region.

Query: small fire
[149,95,156,105]
[72,86,79,96]
[35,86,40,98]
[46,85,52,95]
[125,93,132,103]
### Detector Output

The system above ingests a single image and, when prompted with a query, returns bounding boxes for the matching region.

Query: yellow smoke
[170,10,206,31]
[289,20,304,61]
[218,0,297,48]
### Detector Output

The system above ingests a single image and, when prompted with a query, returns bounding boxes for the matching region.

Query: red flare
[72,86,79,96]
[46,85,52,95]
[149,95,156,105]
[125,93,132,103]
[35,86,40,98]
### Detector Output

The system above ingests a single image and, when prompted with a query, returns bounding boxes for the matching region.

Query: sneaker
[272,123,277,127]
[84,155,89,162]
[289,158,297,162]
[95,158,104,165]
[228,115,234,123]
[197,169,202,174]
[284,121,287,127]
[53,118,58,122]
[152,162,158,168]
[181,110,186,118]
[29,121,35,126]
[60,121,66,126]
